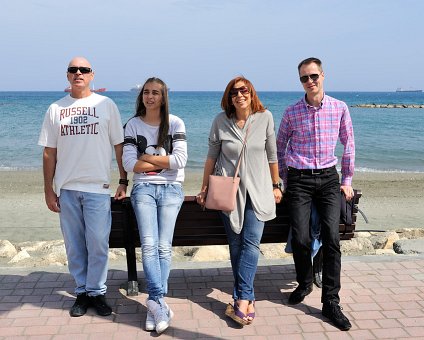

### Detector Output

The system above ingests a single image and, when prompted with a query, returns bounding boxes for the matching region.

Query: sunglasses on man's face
[299,73,320,83]
[67,66,92,74]
[230,86,250,97]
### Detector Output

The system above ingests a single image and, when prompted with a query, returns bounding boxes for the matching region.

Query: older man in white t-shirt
[38,57,127,317]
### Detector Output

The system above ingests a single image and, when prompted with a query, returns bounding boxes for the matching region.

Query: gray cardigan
[207,110,277,233]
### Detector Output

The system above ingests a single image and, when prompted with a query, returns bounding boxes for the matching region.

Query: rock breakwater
[352,103,424,108]
[1,228,423,267]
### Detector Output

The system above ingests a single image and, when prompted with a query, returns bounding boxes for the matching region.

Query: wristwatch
[119,179,129,186]
[272,183,282,189]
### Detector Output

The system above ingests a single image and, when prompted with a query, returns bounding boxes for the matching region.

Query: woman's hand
[196,191,207,206]
[273,187,283,203]
[114,184,127,200]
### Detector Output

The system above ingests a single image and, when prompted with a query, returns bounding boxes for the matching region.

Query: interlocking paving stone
[0,255,423,339]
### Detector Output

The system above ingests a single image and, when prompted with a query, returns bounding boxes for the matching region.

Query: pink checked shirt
[277,94,355,188]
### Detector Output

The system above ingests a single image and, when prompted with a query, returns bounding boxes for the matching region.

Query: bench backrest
[110,190,361,248]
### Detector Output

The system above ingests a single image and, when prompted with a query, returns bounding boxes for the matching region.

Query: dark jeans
[287,167,341,304]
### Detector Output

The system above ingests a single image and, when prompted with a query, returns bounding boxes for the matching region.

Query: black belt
[288,166,336,175]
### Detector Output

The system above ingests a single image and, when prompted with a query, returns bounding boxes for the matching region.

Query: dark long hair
[134,77,170,148]
[221,76,265,118]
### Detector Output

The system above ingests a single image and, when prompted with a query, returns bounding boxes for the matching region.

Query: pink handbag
[205,174,241,212]
[205,123,249,212]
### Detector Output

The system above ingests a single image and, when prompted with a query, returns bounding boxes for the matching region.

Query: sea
[0,91,423,173]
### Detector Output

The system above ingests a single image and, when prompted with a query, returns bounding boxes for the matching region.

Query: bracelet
[272,183,282,189]
[119,179,129,186]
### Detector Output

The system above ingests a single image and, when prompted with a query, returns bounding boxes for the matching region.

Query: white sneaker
[146,298,174,334]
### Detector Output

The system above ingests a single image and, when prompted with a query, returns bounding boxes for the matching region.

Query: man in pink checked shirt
[277,57,355,331]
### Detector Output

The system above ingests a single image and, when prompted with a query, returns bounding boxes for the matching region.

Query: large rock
[375,249,396,255]
[0,240,18,258]
[384,231,400,249]
[369,231,399,249]
[42,244,67,265]
[393,239,424,254]
[8,250,31,263]
[173,246,198,261]
[191,245,230,262]
[17,240,64,252]
[109,248,127,260]
[341,237,375,255]
[260,243,292,259]
[12,240,68,266]
[396,228,424,239]
[355,231,372,238]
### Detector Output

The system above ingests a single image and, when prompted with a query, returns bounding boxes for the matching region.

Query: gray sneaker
[145,299,155,331]
[146,298,174,334]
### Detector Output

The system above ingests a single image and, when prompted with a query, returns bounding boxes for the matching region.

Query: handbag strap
[233,120,251,180]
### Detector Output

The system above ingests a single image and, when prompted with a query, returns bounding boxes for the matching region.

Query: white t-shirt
[38,93,124,195]
[123,115,187,183]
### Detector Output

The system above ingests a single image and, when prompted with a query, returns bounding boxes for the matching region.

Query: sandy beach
[0,170,423,243]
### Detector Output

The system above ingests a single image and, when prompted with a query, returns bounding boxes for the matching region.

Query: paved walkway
[1,255,424,339]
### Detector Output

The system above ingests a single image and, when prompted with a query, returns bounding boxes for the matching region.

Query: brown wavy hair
[134,77,169,148]
[221,76,265,118]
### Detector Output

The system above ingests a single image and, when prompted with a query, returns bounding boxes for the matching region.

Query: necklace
[234,112,251,129]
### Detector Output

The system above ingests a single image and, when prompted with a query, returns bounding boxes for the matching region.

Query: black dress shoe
[288,285,313,305]
[70,293,90,317]
[322,301,352,331]
[90,295,112,316]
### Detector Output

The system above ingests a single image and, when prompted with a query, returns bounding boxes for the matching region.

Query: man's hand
[45,188,60,213]
[340,185,354,201]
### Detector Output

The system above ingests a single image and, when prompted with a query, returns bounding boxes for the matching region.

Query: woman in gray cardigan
[196,77,282,326]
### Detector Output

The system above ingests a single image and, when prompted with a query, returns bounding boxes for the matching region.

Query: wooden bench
[110,190,362,295]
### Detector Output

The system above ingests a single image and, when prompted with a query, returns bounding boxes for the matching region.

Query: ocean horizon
[1,91,423,173]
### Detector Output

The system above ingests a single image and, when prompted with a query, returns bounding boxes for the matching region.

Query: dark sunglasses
[299,73,320,83]
[67,66,92,74]
[230,86,250,97]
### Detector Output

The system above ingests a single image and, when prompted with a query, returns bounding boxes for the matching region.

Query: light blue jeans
[58,189,111,296]
[130,182,184,302]
[220,195,264,302]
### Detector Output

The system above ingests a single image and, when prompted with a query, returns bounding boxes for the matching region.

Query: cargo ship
[395,87,422,93]
[130,84,171,92]
[65,86,106,93]
[130,84,143,92]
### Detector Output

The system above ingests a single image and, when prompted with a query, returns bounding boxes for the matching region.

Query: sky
[1,0,423,91]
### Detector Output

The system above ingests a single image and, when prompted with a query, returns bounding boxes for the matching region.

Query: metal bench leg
[125,246,139,296]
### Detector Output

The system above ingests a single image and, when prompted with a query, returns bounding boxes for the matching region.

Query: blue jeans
[220,195,264,301]
[130,183,184,301]
[58,189,111,296]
